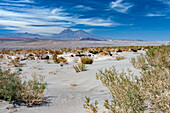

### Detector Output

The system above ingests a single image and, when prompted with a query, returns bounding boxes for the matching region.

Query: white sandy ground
[0,51,145,113]
[0,40,169,49]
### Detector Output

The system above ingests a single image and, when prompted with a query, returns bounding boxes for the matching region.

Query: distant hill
[49,28,106,40]
[0,29,106,40]
[0,32,42,39]
[0,29,143,41]
[80,37,102,41]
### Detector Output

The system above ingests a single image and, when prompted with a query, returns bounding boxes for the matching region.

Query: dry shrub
[58,57,68,64]
[27,56,35,60]
[70,83,77,87]
[0,68,47,106]
[133,52,139,54]
[116,56,126,61]
[73,65,80,72]
[0,55,3,59]
[78,63,87,71]
[73,58,79,63]
[21,74,46,106]
[146,45,170,69]
[95,67,144,112]
[81,57,93,64]
[130,54,147,70]
[31,65,42,70]
[84,45,170,113]
[44,60,50,64]
[7,56,12,60]
[84,97,98,113]
[52,54,68,64]
[10,58,26,67]
[48,71,57,75]
[52,54,58,64]
[130,57,136,68]
[73,63,87,72]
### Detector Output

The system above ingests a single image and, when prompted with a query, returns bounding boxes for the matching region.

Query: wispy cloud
[109,0,133,13]
[74,5,94,11]
[146,13,166,17]
[0,3,26,6]
[3,0,34,3]
[157,0,170,6]
[0,1,121,35]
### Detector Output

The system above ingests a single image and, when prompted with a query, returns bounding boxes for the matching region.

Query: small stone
[6,104,14,109]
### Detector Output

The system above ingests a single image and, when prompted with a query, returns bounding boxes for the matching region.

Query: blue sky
[0,0,170,40]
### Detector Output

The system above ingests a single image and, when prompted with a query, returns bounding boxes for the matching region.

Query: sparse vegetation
[84,45,170,113]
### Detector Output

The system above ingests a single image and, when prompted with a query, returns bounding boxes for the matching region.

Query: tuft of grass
[73,63,87,72]
[73,65,80,72]
[78,63,87,71]
[116,56,126,61]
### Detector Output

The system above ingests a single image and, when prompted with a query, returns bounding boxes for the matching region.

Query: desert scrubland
[0,42,169,113]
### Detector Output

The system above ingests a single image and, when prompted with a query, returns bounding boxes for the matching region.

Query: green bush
[21,74,47,106]
[81,57,93,64]
[0,68,22,101]
[96,67,145,112]
[0,67,47,106]
[84,45,170,113]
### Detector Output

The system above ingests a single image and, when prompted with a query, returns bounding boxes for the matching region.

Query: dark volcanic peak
[50,28,105,40]
[59,28,73,35]
[73,30,90,35]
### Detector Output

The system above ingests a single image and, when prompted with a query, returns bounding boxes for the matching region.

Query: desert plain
[0,40,169,113]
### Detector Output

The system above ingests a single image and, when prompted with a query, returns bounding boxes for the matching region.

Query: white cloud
[74,5,94,11]
[0,9,33,17]
[157,0,170,6]
[0,3,26,6]
[3,0,34,3]
[110,0,133,13]
[146,13,166,17]
[0,1,121,35]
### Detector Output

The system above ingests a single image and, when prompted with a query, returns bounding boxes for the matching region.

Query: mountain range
[0,29,106,40]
